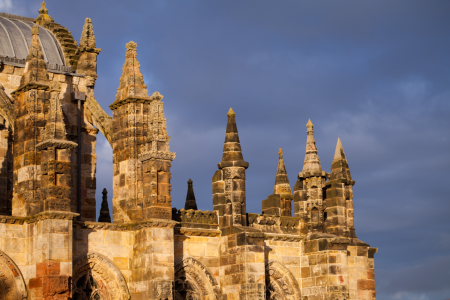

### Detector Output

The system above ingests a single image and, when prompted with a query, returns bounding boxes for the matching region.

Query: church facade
[0,3,377,300]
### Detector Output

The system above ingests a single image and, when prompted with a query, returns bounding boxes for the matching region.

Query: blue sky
[2,1,450,299]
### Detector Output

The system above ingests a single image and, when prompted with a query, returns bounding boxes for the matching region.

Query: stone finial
[184,179,198,210]
[98,188,112,223]
[151,91,164,101]
[278,148,283,159]
[126,41,137,51]
[79,17,100,53]
[39,1,48,14]
[227,108,236,117]
[302,119,323,174]
[31,25,39,35]
[35,0,54,25]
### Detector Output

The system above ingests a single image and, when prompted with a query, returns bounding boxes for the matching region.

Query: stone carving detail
[265,261,301,300]
[0,250,27,300]
[73,252,130,300]
[154,280,173,300]
[175,258,219,300]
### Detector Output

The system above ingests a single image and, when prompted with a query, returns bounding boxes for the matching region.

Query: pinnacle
[302,119,323,174]
[79,17,99,52]
[16,22,49,89]
[334,137,346,160]
[35,0,54,25]
[185,179,197,210]
[221,107,247,166]
[227,108,236,117]
[110,41,150,108]
[273,147,292,197]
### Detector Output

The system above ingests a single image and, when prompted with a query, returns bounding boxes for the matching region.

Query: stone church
[0,3,377,300]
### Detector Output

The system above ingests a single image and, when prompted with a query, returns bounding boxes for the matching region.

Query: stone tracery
[265,261,301,300]
[175,258,219,300]
[0,250,27,300]
[73,252,130,300]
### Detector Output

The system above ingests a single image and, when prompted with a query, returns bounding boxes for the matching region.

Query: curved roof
[0,13,65,66]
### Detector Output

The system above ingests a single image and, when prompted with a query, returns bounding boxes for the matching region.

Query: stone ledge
[75,218,179,231]
[175,227,221,237]
[264,233,304,242]
[0,211,79,225]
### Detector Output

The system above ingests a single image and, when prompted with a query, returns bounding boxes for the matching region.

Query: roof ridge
[0,12,34,23]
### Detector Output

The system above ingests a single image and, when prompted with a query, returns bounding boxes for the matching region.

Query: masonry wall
[73,226,134,282]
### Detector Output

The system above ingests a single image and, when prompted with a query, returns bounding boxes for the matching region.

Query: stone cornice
[138,150,176,162]
[264,233,304,242]
[76,219,179,231]
[36,139,77,150]
[175,227,221,237]
[0,211,79,225]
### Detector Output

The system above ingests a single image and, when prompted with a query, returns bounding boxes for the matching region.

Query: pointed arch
[175,257,219,300]
[0,250,27,300]
[73,252,130,300]
[266,261,301,300]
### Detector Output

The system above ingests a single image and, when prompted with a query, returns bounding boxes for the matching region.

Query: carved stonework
[0,251,27,300]
[265,261,301,300]
[175,258,219,300]
[73,252,130,300]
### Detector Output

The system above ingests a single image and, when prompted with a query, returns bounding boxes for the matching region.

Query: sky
[2,1,450,299]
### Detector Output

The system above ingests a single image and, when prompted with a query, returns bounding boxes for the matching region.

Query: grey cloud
[7,1,450,298]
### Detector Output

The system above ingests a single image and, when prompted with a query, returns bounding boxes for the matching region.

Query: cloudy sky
[3,0,450,299]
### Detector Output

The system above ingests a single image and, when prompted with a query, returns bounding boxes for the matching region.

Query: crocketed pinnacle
[220,108,248,167]
[79,18,100,53]
[18,25,50,89]
[98,188,112,223]
[273,148,293,198]
[330,138,352,182]
[36,81,77,150]
[110,41,150,108]
[184,179,198,210]
[302,119,323,174]
[34,1,54,25]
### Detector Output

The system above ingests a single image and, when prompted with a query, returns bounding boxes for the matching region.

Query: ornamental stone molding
[175,257,220,300]
[266,261,301,300]
[73,252,130,300]
[0,250,27,300]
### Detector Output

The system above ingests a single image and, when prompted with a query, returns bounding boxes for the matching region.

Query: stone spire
[184,179,198,210]
[273,148,292,197]
[302,119,323,174]
[79,18,100,53]
[213,108,249,229]
[109,41,150,109]
[17,25,50,90]
[219,108,248,168]
[330,138,352,182]
[34,1,54,26]
[98,188,112,223]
